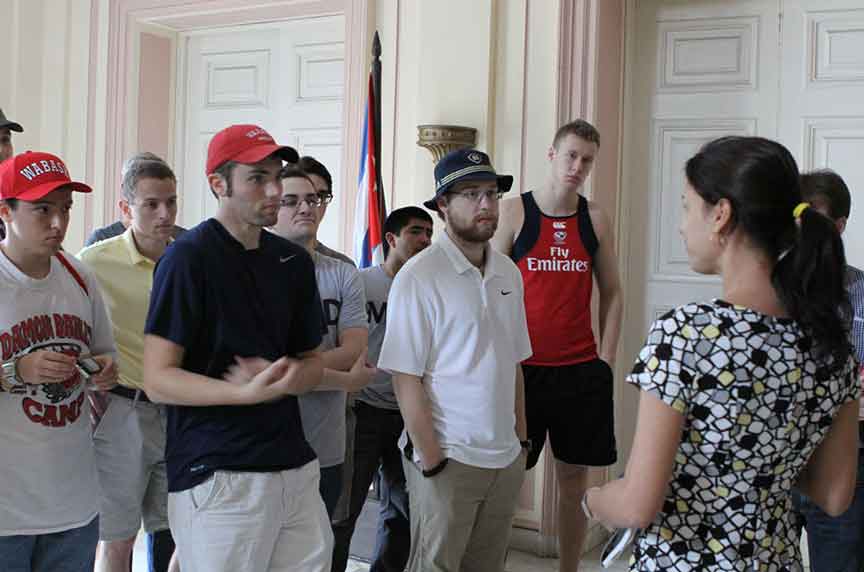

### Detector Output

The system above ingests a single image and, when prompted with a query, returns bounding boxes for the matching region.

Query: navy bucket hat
[423,148,514,211]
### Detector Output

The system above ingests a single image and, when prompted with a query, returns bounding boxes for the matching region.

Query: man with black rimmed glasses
[297,156,355,266]
[270,166,373,519]
[378,148,531,572]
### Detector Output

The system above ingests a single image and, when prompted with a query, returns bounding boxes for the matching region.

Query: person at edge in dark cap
[378,148,532,572]
[0,107,24,241]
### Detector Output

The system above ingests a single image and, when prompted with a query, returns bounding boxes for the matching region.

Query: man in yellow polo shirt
[79,152,180,572]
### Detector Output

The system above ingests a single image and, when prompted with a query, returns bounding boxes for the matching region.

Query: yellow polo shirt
[78,228,160,390]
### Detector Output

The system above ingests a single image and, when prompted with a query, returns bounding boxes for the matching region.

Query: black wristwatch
[422,458,449,478]
[520,439,533,453]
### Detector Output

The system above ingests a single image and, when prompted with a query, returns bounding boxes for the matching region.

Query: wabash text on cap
[206,124,300,175]
[0,151,92,201]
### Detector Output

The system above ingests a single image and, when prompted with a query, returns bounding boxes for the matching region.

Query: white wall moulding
[556,0,595,125]
[801,117,864,261]
[131,0,346,31]
[658,16,759,92]
[296,42,345,101]
[651,118,756,282]
[808,9,864,84]
[192,129,215,227]
[802,116,864,170]
[652,304,676,322]
[204,50,270,107]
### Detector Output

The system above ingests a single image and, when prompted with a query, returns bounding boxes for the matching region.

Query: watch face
[1,362,17,391]
[77,357,102,375]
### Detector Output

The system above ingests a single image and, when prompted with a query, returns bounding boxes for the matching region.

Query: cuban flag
[353,74,386,268]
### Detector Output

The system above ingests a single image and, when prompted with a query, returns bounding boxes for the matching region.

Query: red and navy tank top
[511,192,598,366]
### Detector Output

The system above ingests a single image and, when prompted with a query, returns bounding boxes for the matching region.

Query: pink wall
[137,33,173,163]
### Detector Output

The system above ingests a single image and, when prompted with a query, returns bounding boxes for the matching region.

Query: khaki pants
[168,460,333,572]
[403,453,525,572]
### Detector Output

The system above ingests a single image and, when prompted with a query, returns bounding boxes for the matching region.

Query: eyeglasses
[280,195,324,208]
[280,192,333,208]
[447,189,504,203]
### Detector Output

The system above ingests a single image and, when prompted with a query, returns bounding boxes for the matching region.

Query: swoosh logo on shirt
[280,255,297,263]
[501,290,512,296]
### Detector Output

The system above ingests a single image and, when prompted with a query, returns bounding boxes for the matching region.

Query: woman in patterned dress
[584,136,860,571]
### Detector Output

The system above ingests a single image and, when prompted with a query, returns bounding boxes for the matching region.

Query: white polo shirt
[378,230,532,469]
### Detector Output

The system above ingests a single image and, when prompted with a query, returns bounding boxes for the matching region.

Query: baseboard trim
[510,523,610,558]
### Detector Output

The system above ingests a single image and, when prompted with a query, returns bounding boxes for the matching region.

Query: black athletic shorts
[523,358,617,470]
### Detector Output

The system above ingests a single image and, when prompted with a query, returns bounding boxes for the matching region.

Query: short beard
[449,219,497,244]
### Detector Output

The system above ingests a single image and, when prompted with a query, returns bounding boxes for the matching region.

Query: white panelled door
[779,0,864,269]
[621,0,864,463]
[176,16,345,246]
[619,0,782,461]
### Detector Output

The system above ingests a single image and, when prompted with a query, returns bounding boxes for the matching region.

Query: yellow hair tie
[793,202,810,219]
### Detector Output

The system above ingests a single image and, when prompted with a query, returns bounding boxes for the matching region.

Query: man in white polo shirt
[378,148,532,572]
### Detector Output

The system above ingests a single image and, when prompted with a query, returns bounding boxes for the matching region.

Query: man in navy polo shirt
[142,124,332,572]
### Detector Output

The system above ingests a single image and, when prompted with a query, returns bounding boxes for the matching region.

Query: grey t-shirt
[357,265,398,410]
[315,241,355,267]
[298,252,367,467]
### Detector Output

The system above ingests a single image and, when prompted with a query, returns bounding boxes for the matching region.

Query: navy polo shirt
[145,218,323,492]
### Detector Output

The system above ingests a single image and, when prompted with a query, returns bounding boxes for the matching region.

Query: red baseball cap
[206,124,299,175]
[0,151,92,201]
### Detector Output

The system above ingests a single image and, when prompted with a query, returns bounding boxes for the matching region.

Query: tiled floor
[345,545,631,572]
[132,533,630,571]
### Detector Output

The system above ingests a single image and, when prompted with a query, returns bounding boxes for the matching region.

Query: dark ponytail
[685,136,851,366]
[772,207,850,364]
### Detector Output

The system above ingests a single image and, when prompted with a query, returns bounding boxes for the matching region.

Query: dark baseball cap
[0,109,23,133]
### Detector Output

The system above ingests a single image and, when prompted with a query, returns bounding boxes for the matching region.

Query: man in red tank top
[492,119,623,572]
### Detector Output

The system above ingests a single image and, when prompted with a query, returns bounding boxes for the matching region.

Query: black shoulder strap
[511,192,542,264]
[576,195,599,261]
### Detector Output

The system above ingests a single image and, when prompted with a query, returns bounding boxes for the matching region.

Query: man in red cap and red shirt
[142,124,332,571]
[0,151,118,571]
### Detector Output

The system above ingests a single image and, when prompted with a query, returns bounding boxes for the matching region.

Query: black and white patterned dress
[627,300,859,571]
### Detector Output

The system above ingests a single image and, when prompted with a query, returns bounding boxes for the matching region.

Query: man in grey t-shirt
[331,206,433,572]
[297,155,355,267]
[271,167,371,519]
